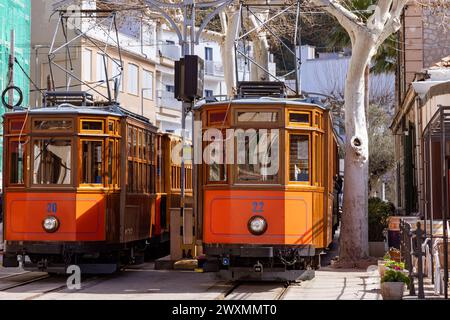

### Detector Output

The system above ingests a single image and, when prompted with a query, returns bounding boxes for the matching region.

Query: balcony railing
[205,60,224,77]
[157,90,182,111]
[159,44,181,61]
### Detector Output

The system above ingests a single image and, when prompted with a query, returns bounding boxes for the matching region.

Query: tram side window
[289,135,309,182]
[10,141,24,184]
[33,139,72,185]
[108,141,113,185]
[81,141,103,184]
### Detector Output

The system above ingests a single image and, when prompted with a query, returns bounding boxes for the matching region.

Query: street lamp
[141,87,153,116]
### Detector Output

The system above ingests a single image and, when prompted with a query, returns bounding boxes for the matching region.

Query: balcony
[205,60,224,77]
[157,90,182,111]
[159,44,181,61]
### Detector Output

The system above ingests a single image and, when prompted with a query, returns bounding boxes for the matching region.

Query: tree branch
[366,0,393,33]
[311,0,366,37]
[375,0,408,46]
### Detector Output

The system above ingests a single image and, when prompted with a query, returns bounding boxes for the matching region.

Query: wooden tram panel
[196,99,338,253]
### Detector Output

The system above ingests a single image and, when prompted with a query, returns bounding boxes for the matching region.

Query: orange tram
[2,95,192,273]
[195,95,339,281]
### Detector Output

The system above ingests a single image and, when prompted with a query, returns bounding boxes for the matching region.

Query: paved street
[0,263,383,300]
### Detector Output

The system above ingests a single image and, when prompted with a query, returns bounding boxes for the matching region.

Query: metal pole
[293,0,301,96]
[416,222,425,299]
[8,30,15,108]
[440,106,448,299]
[441,105,449,299]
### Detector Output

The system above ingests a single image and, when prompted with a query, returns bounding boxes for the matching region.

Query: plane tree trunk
[310,0,409,263]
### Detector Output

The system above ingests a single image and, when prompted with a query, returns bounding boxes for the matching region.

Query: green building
[0,0,30,187]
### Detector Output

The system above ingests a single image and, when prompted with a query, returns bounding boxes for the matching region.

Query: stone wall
[423,8,450,68]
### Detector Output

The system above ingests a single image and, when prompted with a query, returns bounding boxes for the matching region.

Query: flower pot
[380,282,405,300]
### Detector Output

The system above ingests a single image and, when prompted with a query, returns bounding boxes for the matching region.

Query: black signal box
[175,55,204,102]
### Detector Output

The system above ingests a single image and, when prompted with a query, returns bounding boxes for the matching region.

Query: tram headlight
[42,216,59,233]
[248,216,267,235]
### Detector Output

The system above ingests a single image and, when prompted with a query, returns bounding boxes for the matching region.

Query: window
[83,49,92,82]
[166,85,175,93]
[205,89,213,97]
[33,139,72,185]
[166,40,175,45]
[208,139,227,183]
[236,133,278,183]
[10,141,24,184]
[143,70,154,99]
[108,121,114,133]
[111,59,123,91]
[96,53,107,84]
[128,63,139,95]
[237,111,278,123]
[289,134,309,182]
[205,47,213,61]
[81,140,103,184]
[289,112,310,124]
[81,120,103,131]
[33,119,72,131]
[108,141,114,185]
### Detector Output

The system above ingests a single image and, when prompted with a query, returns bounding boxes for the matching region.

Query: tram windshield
[33,139,72,185]
[236,131,279,183]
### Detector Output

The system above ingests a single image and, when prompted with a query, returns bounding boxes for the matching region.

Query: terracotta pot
[380,282,405,300]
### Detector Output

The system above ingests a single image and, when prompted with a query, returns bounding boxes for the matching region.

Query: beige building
[30,0,157,124]
[391,1,450,216]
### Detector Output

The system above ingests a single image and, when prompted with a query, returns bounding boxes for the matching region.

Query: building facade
[391,1,450,216]
[0,0,31,188]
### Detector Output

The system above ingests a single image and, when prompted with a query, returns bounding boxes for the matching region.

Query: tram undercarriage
[203,244,320,281]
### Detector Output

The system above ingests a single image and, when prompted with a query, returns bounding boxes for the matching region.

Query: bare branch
[375,0,409,47]
[310,0,367,44]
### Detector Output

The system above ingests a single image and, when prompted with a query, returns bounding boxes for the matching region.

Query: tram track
[218,280,296,300]
[0,273,51,292]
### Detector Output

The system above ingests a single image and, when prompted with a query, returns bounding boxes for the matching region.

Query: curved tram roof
[195,96,328,110]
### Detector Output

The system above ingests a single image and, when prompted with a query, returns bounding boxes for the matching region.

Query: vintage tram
[195,88,339,280]
[2,93,191,273]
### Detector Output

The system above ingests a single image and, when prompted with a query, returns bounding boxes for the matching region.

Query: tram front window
[236,132,278,183]
[33,139,72,185]
[289,134,309,182]
[81,141,103,184]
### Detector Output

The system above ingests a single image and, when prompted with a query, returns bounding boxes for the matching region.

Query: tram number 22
[47,203,57,214]
[252,201,264,213]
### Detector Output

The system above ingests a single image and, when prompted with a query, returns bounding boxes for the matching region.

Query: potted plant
[369,198,395,257]
[380,269,410,300]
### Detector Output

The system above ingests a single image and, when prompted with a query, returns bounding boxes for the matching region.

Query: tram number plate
[47,203,57,214]
[252,201,264,213]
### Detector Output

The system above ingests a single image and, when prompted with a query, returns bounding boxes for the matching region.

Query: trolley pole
[145,0,233,257]
[7,30,15,109]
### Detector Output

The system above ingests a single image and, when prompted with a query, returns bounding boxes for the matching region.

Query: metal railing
[205,60,224,76]
[159,44,181,61]
[400,220,425,299]
[157,90,182,111]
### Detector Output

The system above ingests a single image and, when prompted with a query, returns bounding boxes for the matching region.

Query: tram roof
[6,105,155,126]
[194,97,328,110]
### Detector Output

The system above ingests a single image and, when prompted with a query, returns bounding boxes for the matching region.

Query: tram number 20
[252,201,264,213]
[47,203,57,214]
